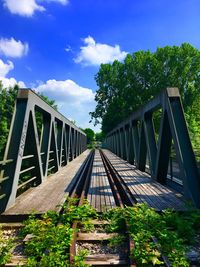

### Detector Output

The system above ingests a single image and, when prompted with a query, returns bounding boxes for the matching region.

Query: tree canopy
[95,132,104,142]
[90,43,200,148]
[83,128,95,144]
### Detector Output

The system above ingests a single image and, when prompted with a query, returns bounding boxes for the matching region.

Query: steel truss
[105,88,200,208]
[0,89,87,212]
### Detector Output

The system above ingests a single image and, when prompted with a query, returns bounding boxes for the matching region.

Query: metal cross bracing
[105,87,200,208]
[0,89,87,213]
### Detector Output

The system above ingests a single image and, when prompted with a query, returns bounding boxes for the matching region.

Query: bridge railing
[0,89,87,212]
[105,87,200,208]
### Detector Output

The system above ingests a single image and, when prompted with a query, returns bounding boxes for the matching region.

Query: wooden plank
[0,222,23,229]
[77,232,118,241]
[2,150,90,215]
[133,168,185,209]
[96,159,101,212]
[85,260,128,265]
[88,150,116,212]
[87,160,94,206]
[123,169,164,210]
[98,156,107,212]
[5,256,27,266]
[85,254,129,265]
[90,152,98,210]
[90,220,109,225]
[99,153,106,211]
[99,150,117,210]
[103,149,186,211]
[101,170,111,211]
[103,169,116,210]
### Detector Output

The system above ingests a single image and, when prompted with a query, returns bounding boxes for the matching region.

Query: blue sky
[0,0,200,132]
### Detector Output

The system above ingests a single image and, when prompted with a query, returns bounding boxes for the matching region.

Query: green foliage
[95,132,105,142]
[60,198,97,225]
[104,204,200,266]
[108,235,125,248]
[38,93,57,110]
[83,128,95,144]
[90,43,200,149]
[2,200,200,266]
[0,225,13,265]
[20,198,97,266]
[73,249,90,267]
[0,83,18,158]
[21,212,73,267]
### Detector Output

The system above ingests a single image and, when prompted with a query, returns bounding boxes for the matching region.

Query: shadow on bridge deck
[103,149,187,211]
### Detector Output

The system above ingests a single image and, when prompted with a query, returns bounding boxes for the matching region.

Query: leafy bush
[20,198,97,266]
[0,225,13,265]
[2,199,200,266]
[104,204,200,266]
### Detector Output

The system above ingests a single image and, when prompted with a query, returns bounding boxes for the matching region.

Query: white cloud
[0,77,26,88]
[0,58,26,88]
[3,0,69,17]
[3,0,45,17]
[0,59,14,77]
[74,36,128,66]
[0,38,29,58]
[35,79,94,103]
[35,79,99,130]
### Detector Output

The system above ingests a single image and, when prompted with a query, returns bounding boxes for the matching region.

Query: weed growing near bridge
[20,198,97,267]
[104,203,200,267]
[2,200,200,266]
[0,225,13,265]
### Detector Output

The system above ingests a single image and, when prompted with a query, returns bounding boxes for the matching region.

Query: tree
[0,83,57,159]
[90,43,200,149]
[0,83,18,158]
[95,132,104,142]
[83,128,95,144]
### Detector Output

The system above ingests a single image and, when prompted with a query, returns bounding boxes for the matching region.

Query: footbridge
[0,87,199,219]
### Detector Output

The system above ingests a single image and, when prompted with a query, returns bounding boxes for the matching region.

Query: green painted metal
[105,87,200,208]
[0,89,87,213]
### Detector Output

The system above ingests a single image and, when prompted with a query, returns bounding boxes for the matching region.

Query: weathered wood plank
[3,150,91,216]
[77,232,118,241]
[87,150,116,212]
[103,149,186,211]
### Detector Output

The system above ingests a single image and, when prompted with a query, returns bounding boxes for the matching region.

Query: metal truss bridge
[0,87,199,219]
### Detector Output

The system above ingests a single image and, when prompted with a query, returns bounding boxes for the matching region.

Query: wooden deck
[103,150,186,211]
[2,150,90,217]
[87,150,116,212]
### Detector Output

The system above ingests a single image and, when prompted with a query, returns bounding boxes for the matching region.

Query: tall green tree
[83,128,95,144]
[95,132,104,142]
[90,43,200,148]
[0,83,18,158]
